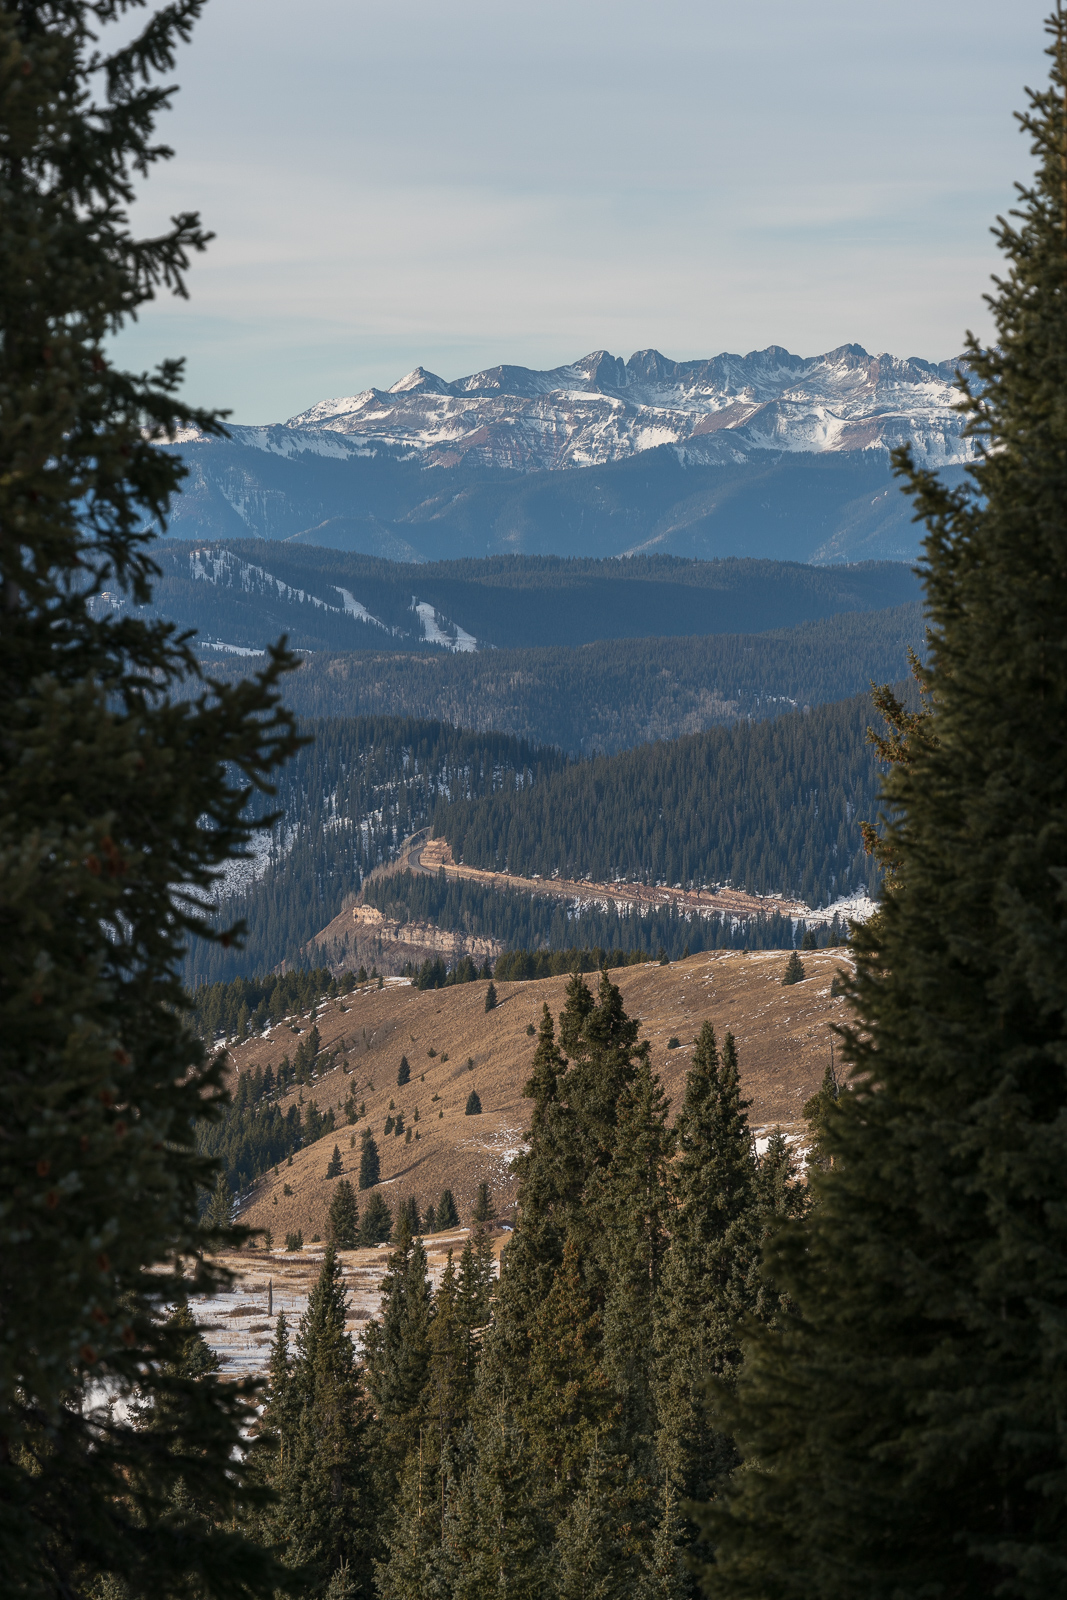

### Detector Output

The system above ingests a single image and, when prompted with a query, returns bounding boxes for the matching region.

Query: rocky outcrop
[307,899,504,978]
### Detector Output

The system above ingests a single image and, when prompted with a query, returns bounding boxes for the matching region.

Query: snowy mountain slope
[99,546,482,655]
[138,543,920,657]
[282,343,970,472]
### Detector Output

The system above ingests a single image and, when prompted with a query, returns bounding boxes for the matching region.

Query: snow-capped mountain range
[263,343,970,472]
[161,344,972,564]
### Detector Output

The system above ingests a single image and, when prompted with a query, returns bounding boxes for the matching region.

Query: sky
[113,0,1053,423]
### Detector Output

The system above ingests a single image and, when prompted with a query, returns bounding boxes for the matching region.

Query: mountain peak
[281,343,971,472]
[388,366,451,395]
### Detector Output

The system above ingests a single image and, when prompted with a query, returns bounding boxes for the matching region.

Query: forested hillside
[434,689,885,905]
[163,432,951,561]
[184,718,564,988]
[214,546,919,646]
[201,601,924,755]
[190,688,884,991]
[150,542,919,654]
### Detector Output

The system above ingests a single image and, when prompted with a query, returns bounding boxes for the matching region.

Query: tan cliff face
[303,900,504,978]
[351,903,502,960]
[225,948,853,1249]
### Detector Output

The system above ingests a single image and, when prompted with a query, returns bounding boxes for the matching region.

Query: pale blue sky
[116,0,1052,422]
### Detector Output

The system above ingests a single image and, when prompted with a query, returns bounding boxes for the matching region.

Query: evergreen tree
[295,1024,322,1083]
[263,1310,297,1450]
[244,1310,298,1555]
[328,1179,360,1249]
[558,968,596,1058]
[802,1057,842,1169]
[358,1128,381,1190]
[457,1227,497,1350]
[0,5,299,1595]
[436,1189,460,1230]
[598,1050,674,1470]
[130,1295,222,1450]
[397,1056,411,1087]
[127,1299,274,1595]
[733,1128,811,1352]
[161,1299,222,1381]
[267,1247,373,1597]
[519,1238,635,1588]
[204,1170,233,1231]
[484,971,647,1395]
[393,1195,421,1240]
[457,975,656,1594]
[653,1026,759,1582]
[464,1089,483,1116]
[449,1241,608,1600]
[426,1252,474,1449]
[705,15,1067,1596]
[484,981,497,1011]
[781,949,805,985]
[362,1213,433,1514]
[495,1002,573,1345]
[471,1180,492,1222]
[441,1388,544,1600]
[376,1252,477,1599]
[326,1144,344,1179]
[357,1191,393,1247]
[558,970,645,1280]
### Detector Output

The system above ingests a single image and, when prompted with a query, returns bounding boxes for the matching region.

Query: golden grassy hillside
[226,947,852,1245]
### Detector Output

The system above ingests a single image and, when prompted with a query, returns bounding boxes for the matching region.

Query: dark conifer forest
[182,717,564,986]
[241,976,804,1599]
[155,541,920,654]
[186,689,884,985]
[435,688,886,903]
[201,598,925,754]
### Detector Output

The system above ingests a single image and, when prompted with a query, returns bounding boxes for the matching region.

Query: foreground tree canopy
[0,2,298,1595]
[703,9,1067,1597]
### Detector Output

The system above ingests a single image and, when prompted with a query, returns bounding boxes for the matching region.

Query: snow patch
[805,891,878,926]
[198,639,263,657]
[412,600,478,652]
[333,587,390,631]
[215,820,298,899]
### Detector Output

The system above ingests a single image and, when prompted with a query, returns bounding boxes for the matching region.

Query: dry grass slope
[226,948,852,1245]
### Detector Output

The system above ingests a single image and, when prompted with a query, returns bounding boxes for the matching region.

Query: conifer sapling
[781,949,806,985]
